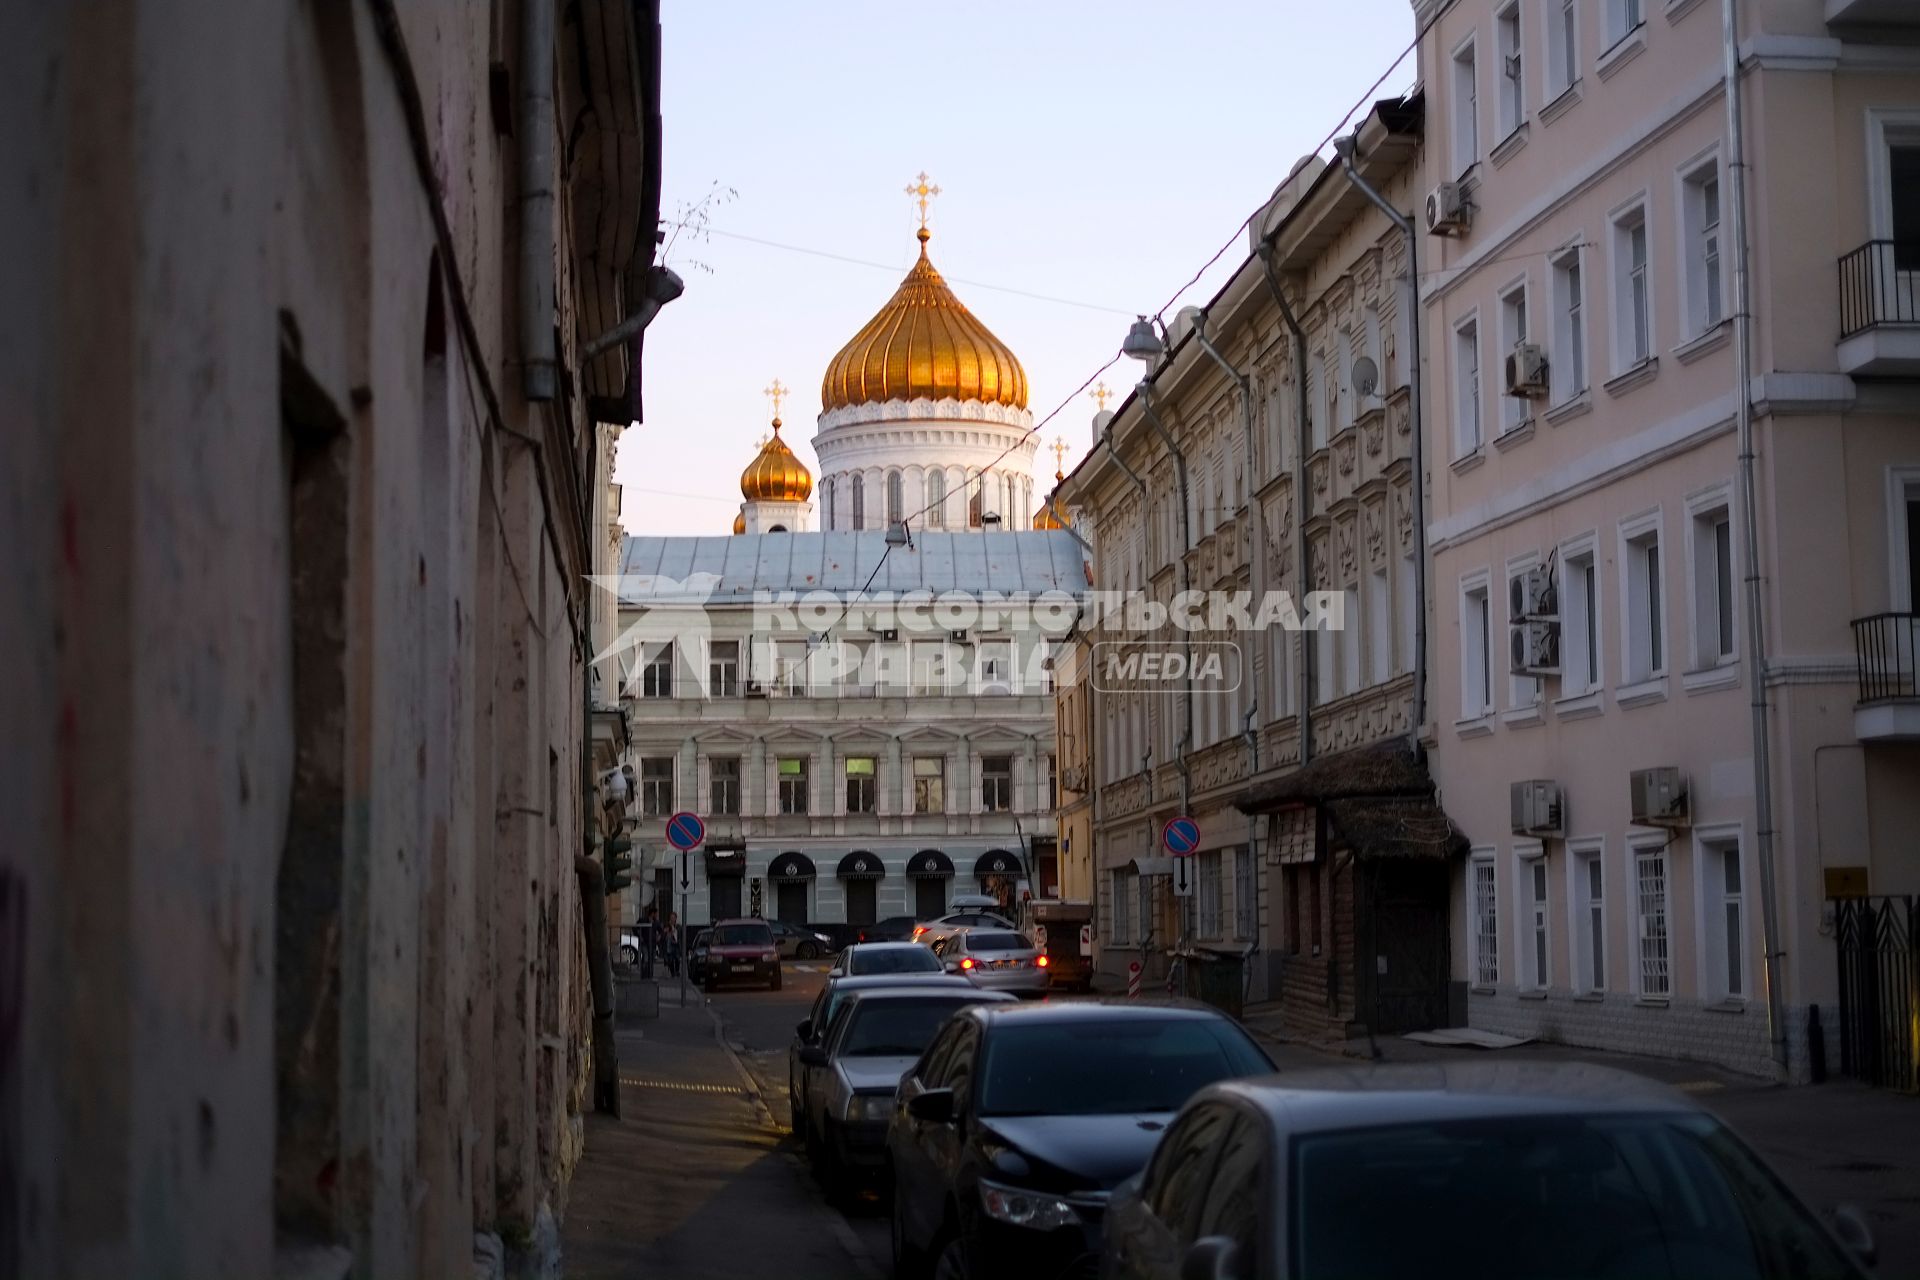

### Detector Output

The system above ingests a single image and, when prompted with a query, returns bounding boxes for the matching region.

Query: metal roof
[616,530,1090,603]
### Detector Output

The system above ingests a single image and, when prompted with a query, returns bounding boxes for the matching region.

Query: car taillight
[912,927,927,938]
[960,957,974,970]
[1035,955,1049,968]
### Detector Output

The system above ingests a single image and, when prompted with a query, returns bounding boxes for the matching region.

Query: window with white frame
[851,474,866,530]
[1368,567,1392,685]
[1314,619,1337,706]
[1613,203,1652,369]
[823,477,835,531]
[981,755,1013,812]
[1546,0,1578,99]
[1572,842,1607,994]
[1497,3,1524,138]
[1452,37,1480,174]
[639,757,674,816]
[708,639,739,698]
[886,470,903,526]
[1681,159,1724,336]
[1506,561,1543,710]
[1462,576,1493,718]
[1455,316,1483,456]
[844,756,877,814]
[777,757,809,814]
[1634,844,1670,997]
[1701,832,1746,1001]
[1690,498,1736,668]
[1621,517,1665,683]
[1562,542,1602,694]
[1520,850,1550,991]
[710,756,740,815]
[1197,851,1223,938]
[641,642,674,698]
[1499,282,1530,434]
[1342,582,1363,695]
[1111,870,1133,945]
[1471,854,1500,987]
[1605,0,1644,49]
[1234,848,1257,939]
[926,470,946,528]
[1550,245,1586,402]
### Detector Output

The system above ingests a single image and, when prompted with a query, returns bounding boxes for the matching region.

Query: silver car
[933,928,1052,996]
[829,941,947,978]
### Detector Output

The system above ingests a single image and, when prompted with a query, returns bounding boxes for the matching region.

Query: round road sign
[665,811,706,851]
[1163,815,1201,856]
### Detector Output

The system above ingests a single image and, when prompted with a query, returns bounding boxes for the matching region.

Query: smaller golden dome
[732,509,747,535]
[740,419,813,503]
[1032,463,1071,530]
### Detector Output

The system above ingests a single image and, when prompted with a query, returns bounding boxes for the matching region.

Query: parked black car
[855,915,921,945]
[798,986,1012,1206]
[789,973,977,1134]
[684,928,711,985]
[1100,1061,1877,1280]
[887,1000,1272,1280]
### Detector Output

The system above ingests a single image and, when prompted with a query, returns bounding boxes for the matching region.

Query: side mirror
[798,1045,829,1068]
[1180,1236,1241,1280]
[1832,1205,1876,1269]
[794,1019,812,1041]
[944,962,962,974]
[906,1088,955,1125]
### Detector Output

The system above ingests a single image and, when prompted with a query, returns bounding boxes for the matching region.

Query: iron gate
[1833,895,1919,1092]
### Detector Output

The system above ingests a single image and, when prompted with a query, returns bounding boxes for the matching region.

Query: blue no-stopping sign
[1163,816,1200,856]
[666,811,706,851]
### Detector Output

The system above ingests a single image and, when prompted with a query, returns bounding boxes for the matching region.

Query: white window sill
[1454,713,1497,739]
[1544,392,1592,427]
[1704,998,1749,1014]
[1596,26,1648,81]
[1665,0,1709,22]
[1541,80,1583,127]
[1470,985,1498,997]
[1674,321,1732,366]
[1451,448,1488,475]
[1682,663,1740,694]
[1616,676,1669,708]
[1491,123,1530,169]
[1494,418,1537,450]
[1502,703,1545,728]
[1634,995,1671,1009]
[1573,991,1607,1003]
[1518,989,1549,1001]
[1554,688,1607,720]
[1604,357,1660,398]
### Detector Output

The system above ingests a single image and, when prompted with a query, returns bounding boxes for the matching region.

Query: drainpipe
[1723,0,1787,1076]
[1333,136,1428,754]
[1256,245,1316,767]
[519,0,556,400]
[1138,384,1194,819]
[1192,314,1267,970]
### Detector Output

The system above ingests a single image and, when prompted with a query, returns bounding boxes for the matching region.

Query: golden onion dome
[820,228,1028,413]
[740,419,813,502]
[1032,465,1071,530]
[732,509,747,535]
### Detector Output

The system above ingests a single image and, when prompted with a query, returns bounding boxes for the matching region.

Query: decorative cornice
[816,397,1034,433]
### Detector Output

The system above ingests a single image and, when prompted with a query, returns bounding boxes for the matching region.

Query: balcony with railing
[1854,613,1920,741]
[1838,241,1920,375]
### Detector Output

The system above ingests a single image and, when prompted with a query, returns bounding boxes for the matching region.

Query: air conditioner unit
[1504,343,1549,398]
[1510,619,1561,676]
[743,680,767,698]
[1508,564,1558,622]
[1425,182,1471,236]
[1510,779,1565,837]
[1061,765,1088,792]
[1629,767,1689,828]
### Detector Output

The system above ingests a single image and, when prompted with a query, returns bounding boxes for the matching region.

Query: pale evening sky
[617,0,1419,535]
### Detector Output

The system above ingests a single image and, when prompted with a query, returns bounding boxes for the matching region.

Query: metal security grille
[1833,896,1919,1092]
[1636,851,1670,998]
[1472,860,1499,987]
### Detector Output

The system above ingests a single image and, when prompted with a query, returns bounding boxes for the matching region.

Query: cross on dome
[762,378,789,427]
[1050,437,1069,479]
[1090,382,1113,413]
[905,170,941,243]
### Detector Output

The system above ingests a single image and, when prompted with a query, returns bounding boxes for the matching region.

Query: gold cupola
[732,509,747,535]
[1033,437,1072,529]
[820,226,1029,413]
[740,418,813,503]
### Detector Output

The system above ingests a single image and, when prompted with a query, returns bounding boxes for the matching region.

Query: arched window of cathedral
[823,477,835,530]
[886,469,903,526]
[852,474,865,530]
[926,470,946,528]
[968,473,983,528]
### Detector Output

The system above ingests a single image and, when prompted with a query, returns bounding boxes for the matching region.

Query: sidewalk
[561,993,877,1279]
[1243,1008,1920,1276]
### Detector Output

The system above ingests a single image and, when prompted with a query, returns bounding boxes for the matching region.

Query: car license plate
[732,963,754,973]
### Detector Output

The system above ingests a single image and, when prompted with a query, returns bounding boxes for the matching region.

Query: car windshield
[711,924,771,946]
[965,931,1026,952]
[1292,1111,1863,1280]
[848,947,943,975]
[977,1018,1270,1116]
[838,998,978,1058]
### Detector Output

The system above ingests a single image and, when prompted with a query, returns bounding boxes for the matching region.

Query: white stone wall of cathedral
[812,402,1039,531]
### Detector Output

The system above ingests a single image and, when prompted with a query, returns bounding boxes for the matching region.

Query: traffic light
[603,833,634,894]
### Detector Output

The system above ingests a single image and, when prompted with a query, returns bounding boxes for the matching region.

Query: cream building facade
[1416,0,1920,1080]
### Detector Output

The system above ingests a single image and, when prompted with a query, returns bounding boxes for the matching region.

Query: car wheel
[891,1184,926,1280]
[618,944,638,966]
[797,941,819,960]
[930,1231,968,1280]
